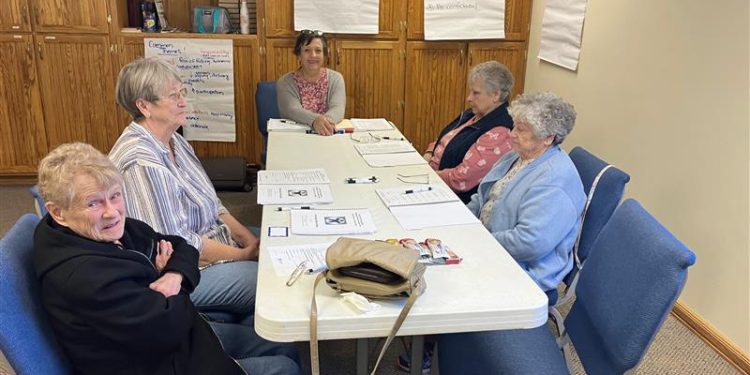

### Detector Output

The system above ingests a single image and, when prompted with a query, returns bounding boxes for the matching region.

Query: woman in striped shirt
[109,57,258,324]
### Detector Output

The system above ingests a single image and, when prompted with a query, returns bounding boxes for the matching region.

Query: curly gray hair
[37,142,123,210]
[468,61,514,102]
[508,92,576,145]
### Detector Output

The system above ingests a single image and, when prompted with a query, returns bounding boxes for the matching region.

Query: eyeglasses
[300,29,324,36]
[160,87,188,103]
[397,173,430,184]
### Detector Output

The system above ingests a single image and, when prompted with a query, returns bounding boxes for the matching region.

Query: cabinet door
[0,34,47,174]
[468,41,528,100]
[407,0,532,41]
[191,38,263,164]
[30,0,110,34]
[334,41,404,127]
[263,0,295,38]
[265,38,298,80]
[403,42,466,153]
[112,37,146,130]
[36,34,119,153]
[0,0,32,32]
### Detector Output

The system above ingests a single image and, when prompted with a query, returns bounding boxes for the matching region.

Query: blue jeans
[209,321,301,375]
[191,260,258,324]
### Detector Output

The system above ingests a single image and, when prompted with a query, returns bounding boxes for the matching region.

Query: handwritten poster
[424,0,505,40]
[145,38,236,142]
[294,0,379,34]
[538,0,588,71]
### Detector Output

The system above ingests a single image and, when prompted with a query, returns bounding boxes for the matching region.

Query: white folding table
[255,130,548,375]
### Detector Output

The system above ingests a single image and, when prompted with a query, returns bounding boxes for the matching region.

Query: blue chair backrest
[31,185,49,217]
[566,146,630,282]
[255,81,279,163]
[0,214,72,374]
[565,199,696,374]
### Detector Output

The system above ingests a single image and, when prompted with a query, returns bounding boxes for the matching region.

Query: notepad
[354,142,416,155]
[257,168,331,184]
[361,152,427,167]
[267,118,312,132]
[375,184,459,207]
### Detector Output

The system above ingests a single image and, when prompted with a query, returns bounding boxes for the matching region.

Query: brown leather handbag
[310,237,426,375]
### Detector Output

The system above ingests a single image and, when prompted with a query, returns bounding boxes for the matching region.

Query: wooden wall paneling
[29,0,110,34]
[335,41,404,127]
[406,0,424,40]
[112,37,146,130]
[468,41,528,100]
[403,41,467,153]
[0,0,32,33]
[265,38,297,80]
[191,37,262,164]
[263,0,295,38]
[0,34,47,174]
[35,34,119,153]
[406,0,532,41]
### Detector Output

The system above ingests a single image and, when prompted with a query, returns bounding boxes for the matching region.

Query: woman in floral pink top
[277,30,346,136]
[423,61,515,203]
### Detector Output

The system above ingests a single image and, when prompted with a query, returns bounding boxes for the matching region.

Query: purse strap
[309,273,424,375]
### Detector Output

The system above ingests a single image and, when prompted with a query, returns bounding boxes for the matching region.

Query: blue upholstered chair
[0,214,72,374]
[438,199,696,375]
[549,146,630,312]
[30,185,48,217]
[255,81,280,165]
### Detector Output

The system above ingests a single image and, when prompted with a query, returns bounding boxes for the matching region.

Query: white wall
[524,0,749,351]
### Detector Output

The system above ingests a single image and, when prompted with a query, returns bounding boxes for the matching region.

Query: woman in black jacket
[34,142,299,375]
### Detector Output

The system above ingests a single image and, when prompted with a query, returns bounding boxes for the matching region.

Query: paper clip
[286,261,306,286]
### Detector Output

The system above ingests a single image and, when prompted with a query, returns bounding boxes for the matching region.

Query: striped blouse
[109,123,235,252]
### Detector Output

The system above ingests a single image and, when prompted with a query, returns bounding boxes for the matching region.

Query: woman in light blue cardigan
[466,92,585,293]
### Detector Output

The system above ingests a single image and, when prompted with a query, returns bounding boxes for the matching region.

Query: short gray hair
[468,61,515,102]
[115,56,182,121]
[38,142,123,210]
[508,92,576,145]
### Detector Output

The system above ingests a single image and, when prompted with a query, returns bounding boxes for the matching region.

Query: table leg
[356,338,369,375]
[411,335,424,375]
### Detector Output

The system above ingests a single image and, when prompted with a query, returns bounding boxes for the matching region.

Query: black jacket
[435,103,513,203]
[34,216,244,375]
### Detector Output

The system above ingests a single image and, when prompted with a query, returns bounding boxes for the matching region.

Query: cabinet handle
[37,42,43,60]
[33,4,40,27]
[459,49,464,65]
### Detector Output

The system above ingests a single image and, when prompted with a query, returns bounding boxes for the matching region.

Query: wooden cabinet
[403,42,467,153]
[468,41,528,100]
[0,0,32,33]
[0,34,46,174]
[35,34,120,153]
[262,0,405,40]
[407,0,532,41]
[334,41,404,127]
[29,0,110,34]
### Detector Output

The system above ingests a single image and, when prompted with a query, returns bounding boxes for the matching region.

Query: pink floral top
[427,116,513,192]
[293,69,329,115]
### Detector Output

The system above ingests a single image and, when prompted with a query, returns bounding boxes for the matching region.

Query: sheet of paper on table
[290,208,377,235]
[267,118,312,132]
[258,168,331,184]
[257,184,334,205]
[354,142,416,155]
[361,152,427,167]
[389,201,480,230]
[376,184,459,207]
[267,242,331,277]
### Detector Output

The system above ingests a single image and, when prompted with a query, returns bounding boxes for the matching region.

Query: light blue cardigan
[467,145,585,291]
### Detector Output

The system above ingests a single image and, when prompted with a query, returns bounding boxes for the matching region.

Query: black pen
[403,187,432,194]
[381,136,406,141]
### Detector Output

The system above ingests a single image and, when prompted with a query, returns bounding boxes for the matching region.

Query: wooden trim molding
[672,301,750,374]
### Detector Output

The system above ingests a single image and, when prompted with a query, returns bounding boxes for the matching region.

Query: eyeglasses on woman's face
[300,29,324,36]
[160,87,188,103]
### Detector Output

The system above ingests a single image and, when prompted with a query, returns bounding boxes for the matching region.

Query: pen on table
[305,129,318,134]
[403,186,433,194]
[380,136,406,141]
[334,128,354,134]
[305,266,328,274]
[279,119,297,124]
[345,176,379,184]
[276,206,314,211]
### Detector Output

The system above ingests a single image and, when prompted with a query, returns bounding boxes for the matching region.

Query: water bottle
[240,1,250,35]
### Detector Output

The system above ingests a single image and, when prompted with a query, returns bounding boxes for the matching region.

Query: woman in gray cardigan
[276,30,346,136]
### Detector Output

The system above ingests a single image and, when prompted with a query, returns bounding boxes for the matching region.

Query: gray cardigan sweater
[276,68,346,125]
